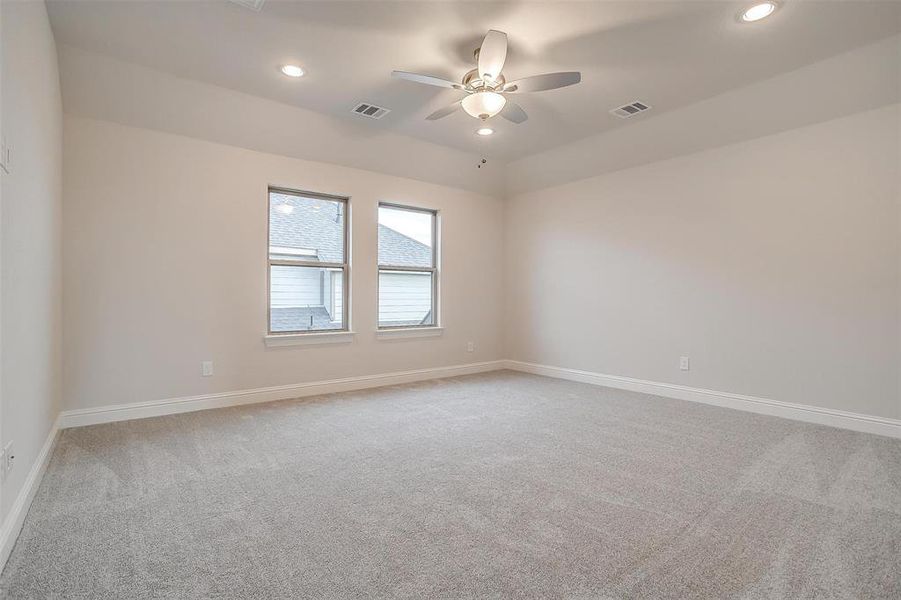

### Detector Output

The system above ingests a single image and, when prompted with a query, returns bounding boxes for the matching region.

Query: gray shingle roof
[377,224,432,268]
[270,306,337,332]
[269,193,345,263]
[270,193,431,267]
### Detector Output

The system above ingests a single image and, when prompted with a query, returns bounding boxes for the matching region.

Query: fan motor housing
[461,68,505,92]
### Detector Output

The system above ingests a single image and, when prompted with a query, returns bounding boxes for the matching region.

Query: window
[378,203,437,329]
[268,188,348,334]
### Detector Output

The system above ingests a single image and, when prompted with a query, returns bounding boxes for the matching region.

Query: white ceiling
[47,0,901,162]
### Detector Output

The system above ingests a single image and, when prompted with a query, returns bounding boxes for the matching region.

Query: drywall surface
[505,104,900,419]
[63,116,503,410]
[0,1,63,520]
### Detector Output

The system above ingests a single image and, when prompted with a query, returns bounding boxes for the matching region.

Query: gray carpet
[2,371,899,599]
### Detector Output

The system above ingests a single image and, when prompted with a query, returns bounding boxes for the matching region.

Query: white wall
[56,29,900,425]
[63,116,504,410]
[0,1,63,521]
[505,104,901,420]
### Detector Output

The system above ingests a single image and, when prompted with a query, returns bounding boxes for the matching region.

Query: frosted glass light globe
[462,91,507,120]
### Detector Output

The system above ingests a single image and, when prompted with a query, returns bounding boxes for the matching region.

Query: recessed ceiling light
[476,127,494,136]
[741,2,777,22]
[280,64,304,78]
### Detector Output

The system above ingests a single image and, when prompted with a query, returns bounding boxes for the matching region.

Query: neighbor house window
[378,203,437,328]
[268,188,348,334]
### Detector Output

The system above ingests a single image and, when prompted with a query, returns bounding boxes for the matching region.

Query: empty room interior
[1,0,900,597]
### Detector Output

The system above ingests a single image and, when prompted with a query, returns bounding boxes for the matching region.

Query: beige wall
[505,104,901,420]
[1,1,63,520]
[57,35,900,424]
[62,117,504,410]
[61,105,901,422]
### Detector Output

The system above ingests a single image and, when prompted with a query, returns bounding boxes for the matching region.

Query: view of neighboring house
[269,193,432,331]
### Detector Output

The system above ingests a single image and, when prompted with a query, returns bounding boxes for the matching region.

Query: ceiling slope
[58,45,505,197]
[47,0,901,161]
[505,34,901,195]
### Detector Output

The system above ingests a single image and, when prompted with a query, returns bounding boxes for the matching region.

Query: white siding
[379,272,432,324]
[322,268,333,316]
[330,271,343,321]
[270,265,320,307]
[271,266,343,320]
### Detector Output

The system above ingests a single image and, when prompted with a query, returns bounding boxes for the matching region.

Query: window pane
[270,265,344,332]
[378,270,433,327]
[270,192,344,263]
[378,206,433,268]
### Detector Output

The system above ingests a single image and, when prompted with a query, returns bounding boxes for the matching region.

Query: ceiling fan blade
[392,71,463,90]
[478,30,507,83]
[500,101,527,124]
[426,101,462,121]
[503,72,581,93]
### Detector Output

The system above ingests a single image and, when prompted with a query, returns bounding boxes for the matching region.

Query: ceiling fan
[391,30,581,124]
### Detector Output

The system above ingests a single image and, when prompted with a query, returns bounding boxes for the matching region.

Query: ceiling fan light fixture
[462,91,507,120]
[392,29,579,127]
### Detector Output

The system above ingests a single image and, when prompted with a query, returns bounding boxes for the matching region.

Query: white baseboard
[57,358,901,437]
[58,360,506,429]
[503,360,901,439]
[0,416,60,570]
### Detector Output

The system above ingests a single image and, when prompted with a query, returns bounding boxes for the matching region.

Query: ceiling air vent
[352,103,391,120]
[610,101,651,119]
[228,0,265,11]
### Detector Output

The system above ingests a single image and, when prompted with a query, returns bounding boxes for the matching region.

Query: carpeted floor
[2,370,900,599]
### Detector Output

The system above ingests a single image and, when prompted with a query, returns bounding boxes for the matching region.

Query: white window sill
[264,331,355,347]
[376,327,444,340]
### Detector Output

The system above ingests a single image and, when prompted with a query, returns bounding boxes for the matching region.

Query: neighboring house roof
[270,193,431,267]
[269,194,345,263]
[377,223,432,268]
[270,306,336,332]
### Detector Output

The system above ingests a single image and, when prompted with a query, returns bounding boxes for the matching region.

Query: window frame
[267,187,351,336]
[377,202,439,330]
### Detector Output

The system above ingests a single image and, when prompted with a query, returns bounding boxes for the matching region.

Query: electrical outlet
[466,341,475,353]
[680,356,690,371]
[201,361,214,377]
[2,441,14,477]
